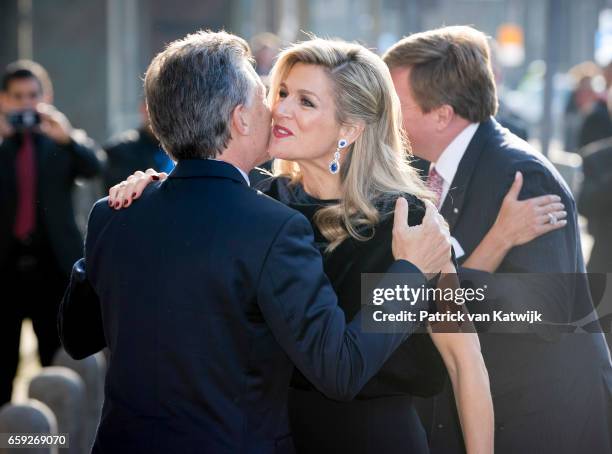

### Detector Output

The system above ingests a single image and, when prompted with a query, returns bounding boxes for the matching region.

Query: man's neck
[429,118,474,164]
[215,144,254,175]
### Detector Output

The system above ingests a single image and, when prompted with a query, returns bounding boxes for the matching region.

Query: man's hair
[144,30,257,160]
[1,60,53,96]
[383,26,498,122]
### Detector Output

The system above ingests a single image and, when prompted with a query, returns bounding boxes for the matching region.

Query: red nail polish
[132,192,137,198]
[151,175,159,181]
[123,200,129,207]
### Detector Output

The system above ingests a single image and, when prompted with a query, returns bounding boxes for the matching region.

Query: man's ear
[434,104,454,131]
[339,120,365,147]
[231,104,250,136]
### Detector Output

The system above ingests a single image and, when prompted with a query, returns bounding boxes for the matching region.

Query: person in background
[563,61,601,153]
[384,25,612,454]
[0,60,104,406]
[251,32,282,78]
[578,87,612,350]
[103,101,174,191]
[579,60,612,148]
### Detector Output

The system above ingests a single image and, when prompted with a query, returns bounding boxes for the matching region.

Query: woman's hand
[491,171,567,249]
[108,168,168,209]
[463,171,567,273]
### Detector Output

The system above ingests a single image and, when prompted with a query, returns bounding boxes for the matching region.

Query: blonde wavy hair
[268,38,433,251]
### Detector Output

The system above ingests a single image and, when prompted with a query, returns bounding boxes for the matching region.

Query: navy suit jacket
[424,119,612,454]
[59,159,429,454]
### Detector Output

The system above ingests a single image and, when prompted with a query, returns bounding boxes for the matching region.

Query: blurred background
[0,0,611,148]
[1,1,612,447]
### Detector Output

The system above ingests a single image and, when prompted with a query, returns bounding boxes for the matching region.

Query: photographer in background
[103,100,174,191]
[0,60,104,405]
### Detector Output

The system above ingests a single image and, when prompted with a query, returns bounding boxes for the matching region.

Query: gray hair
[144,30,257,160]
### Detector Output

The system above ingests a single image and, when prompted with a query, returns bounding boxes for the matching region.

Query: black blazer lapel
[439,119,495,230]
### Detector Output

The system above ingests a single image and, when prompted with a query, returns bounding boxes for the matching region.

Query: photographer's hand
[38,103,72,145]
[0,114,14,139]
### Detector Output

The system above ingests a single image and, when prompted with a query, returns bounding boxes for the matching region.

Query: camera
[7,110,41,131]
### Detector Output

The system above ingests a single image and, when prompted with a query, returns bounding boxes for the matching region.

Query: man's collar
[207,158,250,186]
[431,123,479,183]
[168,159,250,186]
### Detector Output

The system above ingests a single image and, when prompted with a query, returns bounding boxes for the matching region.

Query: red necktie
[13,132,37,241]
[427,166,444,209]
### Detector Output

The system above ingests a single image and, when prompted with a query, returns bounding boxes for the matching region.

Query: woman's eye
[301,97,314,107]
[278,89,287,98]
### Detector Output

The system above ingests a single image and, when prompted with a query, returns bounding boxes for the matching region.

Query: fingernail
[108,199,112,206]
[151,175,159,181]
[114,202,120,209]
[123,200,129,207]
[132,192,137,198]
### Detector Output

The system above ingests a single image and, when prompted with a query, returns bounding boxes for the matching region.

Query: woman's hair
[268,37,432,251]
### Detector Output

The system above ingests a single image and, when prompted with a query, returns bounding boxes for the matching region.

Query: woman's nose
[273,98,292,119]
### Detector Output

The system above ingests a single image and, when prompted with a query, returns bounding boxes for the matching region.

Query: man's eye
[278,89,287,98]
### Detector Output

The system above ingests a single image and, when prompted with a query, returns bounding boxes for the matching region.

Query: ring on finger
[547,212,558,225]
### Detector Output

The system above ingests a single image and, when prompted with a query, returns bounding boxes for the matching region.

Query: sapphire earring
[329,139,348,174]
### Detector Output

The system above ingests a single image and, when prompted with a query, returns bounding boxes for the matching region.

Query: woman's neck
[297,159,342,200]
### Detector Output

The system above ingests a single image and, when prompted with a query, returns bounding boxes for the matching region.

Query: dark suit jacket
[578,137,612,272]
[425,119,612,454]
[103,127,172,191]
[59,159,430,454]
[579,100,612,149]
[0,131,103,274]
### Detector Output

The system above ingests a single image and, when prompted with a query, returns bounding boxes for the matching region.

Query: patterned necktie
[427,166,444,209]
[13,132,37,241]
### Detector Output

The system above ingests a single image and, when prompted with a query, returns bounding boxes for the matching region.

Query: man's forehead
[6,76,42,93]
[389,66,413,93]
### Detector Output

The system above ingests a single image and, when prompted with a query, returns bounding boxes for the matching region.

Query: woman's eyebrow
[280,82,321,102]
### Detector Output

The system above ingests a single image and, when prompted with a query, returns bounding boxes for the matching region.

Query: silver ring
[548,212,558,225]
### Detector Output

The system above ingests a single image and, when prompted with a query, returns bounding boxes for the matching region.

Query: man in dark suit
[102,101,174,191]
[0,60,103,405]
[385,26,612,454]
[579,136,612,274]
[58,31,452,454]
[578,136,612,350]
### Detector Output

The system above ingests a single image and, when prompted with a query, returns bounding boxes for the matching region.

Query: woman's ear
[231,104,250,136]
[339,120,365,146]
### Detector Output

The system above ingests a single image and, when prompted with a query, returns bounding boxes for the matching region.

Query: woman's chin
[267,146,291,160]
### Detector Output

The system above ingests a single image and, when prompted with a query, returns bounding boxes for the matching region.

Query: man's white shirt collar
[430,123,479,205]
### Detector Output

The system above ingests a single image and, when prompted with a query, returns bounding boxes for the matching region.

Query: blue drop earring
[329,139,348,174]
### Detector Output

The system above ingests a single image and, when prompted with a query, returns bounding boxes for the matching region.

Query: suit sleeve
[58,258,107,359]
[64,129,105,178]
[256,212,430,401]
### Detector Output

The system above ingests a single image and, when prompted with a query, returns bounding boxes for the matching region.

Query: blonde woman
[111,38,565,454]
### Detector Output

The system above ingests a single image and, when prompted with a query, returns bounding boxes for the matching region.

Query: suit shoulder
[242,182,301,222]
[484,127,555,174]
[376,192,426,229]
